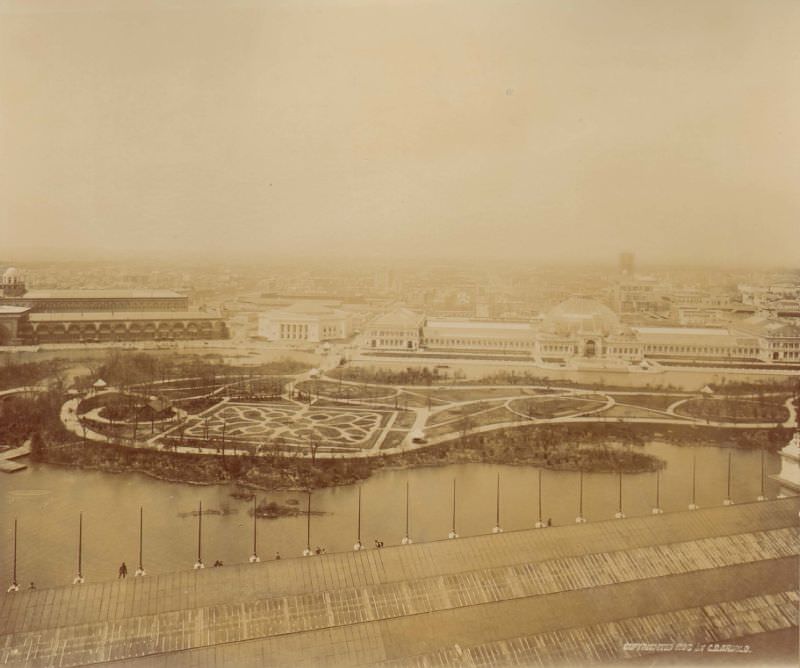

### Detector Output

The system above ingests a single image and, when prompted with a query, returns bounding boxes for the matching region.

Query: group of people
[19,536,395,593]
[113,550,284,578]
[6,581,35,592]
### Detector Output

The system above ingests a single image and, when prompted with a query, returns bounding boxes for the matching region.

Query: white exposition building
[257,302,350,343]
[365,307,426,351]
[364,297,800,365]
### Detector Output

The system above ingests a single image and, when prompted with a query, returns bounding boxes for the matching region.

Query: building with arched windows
[364,297,800,366]
[0,267,228,345]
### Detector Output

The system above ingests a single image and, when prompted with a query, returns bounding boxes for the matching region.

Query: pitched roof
[29,311,220,322]
[732,316,800,338]
[21,289,185,300]
[0,306,30,316]
[370,307,424,329]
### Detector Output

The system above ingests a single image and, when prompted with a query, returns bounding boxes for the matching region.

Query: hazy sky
[1,0,798,265]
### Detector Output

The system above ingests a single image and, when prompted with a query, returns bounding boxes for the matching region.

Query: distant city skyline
[1,0,798,265]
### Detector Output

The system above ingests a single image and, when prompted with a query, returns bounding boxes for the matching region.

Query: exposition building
[257,302,351,343]
[0,268,228,345]
[363,297,800,365]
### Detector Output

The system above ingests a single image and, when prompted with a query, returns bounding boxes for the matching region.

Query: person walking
[118,562,128,579]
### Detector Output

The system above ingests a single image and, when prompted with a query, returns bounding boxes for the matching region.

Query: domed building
[1,267,26,298]
[368,296,799,367]
[537,297,642,361]
[540,297,621,337]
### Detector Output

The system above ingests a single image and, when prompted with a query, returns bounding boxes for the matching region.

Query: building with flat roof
[423,318,534,354]
[0,305,31,345]
[1,267,188,312]
[2,288,188,313]
[363,297,800,366]
[258,302,350,343]
[0,267,226,345]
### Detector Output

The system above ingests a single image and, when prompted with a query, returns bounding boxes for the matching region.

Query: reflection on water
[0,442,783,588]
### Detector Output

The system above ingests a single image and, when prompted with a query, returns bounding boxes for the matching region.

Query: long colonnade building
[0,267,228,345]
[364,297,800,366]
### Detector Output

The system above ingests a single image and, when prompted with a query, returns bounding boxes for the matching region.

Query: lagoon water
[0,443,782,589]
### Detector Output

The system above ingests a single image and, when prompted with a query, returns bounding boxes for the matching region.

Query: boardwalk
[0,498,797,667]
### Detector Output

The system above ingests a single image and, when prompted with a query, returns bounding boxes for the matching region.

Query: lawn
[674,397,789,423]
[422,387,530,403]
[296,379,397,401]
[395,390,448,408]
[392,410,418,429]
[379,431,408,450]
[608,394,687,412]
[507,396,606,419]
[427,400,508,426]
[595,404,674,419]
[424,406,517,439]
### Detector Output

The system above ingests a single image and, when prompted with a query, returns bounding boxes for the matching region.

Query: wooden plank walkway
[0,498,797,667]
[2,528,796,665]
[101,557,798,668]
[385,590,800,667]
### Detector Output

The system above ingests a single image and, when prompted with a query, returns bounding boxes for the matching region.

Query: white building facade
[423,319,534,354]
[366,308,425,350]
[258,303,350,343]
[363,297,800,366]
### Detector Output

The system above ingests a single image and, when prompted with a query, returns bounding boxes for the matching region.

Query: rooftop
[19,289,185,300]
[542,297,621,336]
[264,302,347,317]
[0,498,796,666]
[370,307,425,328]
[633,326,730,336]
[0,306,30,315]
[29,311,220,322]
[734,316,800,337]
[426,319,533,331]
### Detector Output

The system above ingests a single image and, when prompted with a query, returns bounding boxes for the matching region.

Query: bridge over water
[1,498,798,667]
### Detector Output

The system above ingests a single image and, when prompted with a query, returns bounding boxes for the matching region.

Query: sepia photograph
[0,0,798,666]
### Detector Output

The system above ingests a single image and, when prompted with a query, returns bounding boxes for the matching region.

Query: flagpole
[194,501,204,569]
[493,473,503,533]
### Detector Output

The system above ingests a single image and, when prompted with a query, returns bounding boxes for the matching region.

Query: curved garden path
[59,373,798,460]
